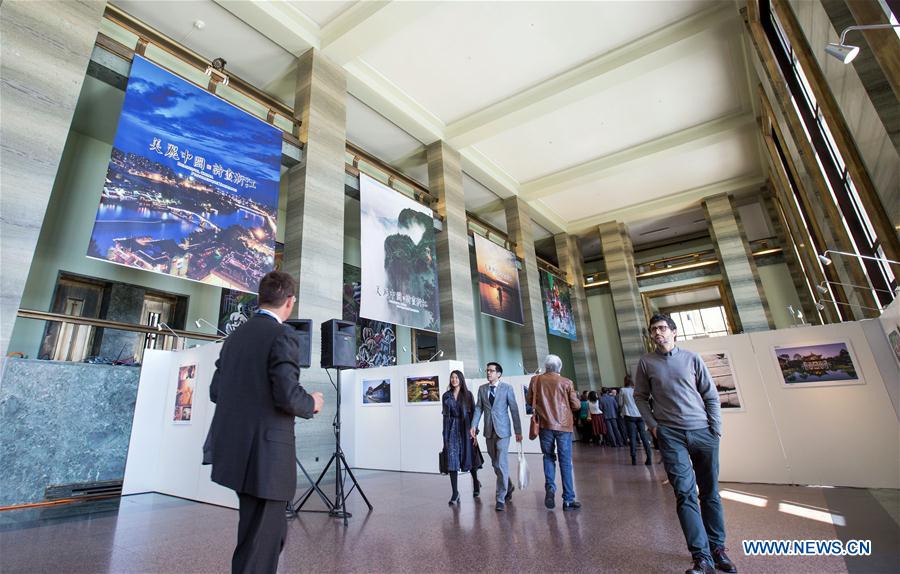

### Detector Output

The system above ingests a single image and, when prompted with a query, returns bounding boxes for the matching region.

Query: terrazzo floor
[1,444,897,573]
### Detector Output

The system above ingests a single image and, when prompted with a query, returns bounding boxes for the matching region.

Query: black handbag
[439,448,449,474]
[472,446,485,470]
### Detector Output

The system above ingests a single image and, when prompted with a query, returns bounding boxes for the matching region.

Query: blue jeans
[656,425,726,563]
[538,429,575,503]
[625,416,653,460]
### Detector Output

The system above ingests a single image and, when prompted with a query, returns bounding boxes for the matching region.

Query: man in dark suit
[205,271,324,574]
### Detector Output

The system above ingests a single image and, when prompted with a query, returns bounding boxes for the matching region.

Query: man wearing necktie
[471,361,522,511]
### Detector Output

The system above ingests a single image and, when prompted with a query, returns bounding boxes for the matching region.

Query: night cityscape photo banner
[86,55,282,293]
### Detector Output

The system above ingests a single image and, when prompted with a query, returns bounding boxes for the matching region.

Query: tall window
[761,0,896,308]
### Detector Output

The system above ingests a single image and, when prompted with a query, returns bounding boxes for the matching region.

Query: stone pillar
[703,193,773,332]
[427,141,479,377]
[554,234,602,390]
[503,197,549,374]
[284,49,347,474]
[598,222,647,378]
[0,0,106,356]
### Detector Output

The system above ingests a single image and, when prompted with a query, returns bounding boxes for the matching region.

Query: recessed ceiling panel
[476,26,743,183]
[347,95,424,164]
[111,0,299,102]
[463,173,501,211]
[287,1,356,27]
[359,0,717,123]
[544,130,761,223]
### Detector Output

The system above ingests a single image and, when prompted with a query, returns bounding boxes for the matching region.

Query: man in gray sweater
[634,314,736,574]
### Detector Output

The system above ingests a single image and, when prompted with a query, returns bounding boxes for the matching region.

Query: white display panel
[122,343,238,508]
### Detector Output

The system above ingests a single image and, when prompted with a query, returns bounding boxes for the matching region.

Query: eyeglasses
[649,325,671,333]
[485,368,498,373]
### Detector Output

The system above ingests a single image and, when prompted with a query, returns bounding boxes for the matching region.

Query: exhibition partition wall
[681,319,900,489]
[122,343,237,509]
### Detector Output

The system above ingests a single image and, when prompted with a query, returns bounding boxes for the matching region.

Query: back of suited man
[205,271,322,574]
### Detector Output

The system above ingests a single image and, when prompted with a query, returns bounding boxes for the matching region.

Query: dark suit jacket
[204,313,316,501]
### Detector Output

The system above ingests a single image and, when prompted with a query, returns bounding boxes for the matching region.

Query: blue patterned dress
[441,390,479,472]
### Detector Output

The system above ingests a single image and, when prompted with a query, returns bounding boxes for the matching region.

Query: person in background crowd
[526,354,582,510]
[471,362,522,512]
[587,390,605,445]
[634,314,736,574]
[619,374,653,465]
[442,370,481,504]
[578,390,591,442]
[610,388,629,446]
[599,388,624,448]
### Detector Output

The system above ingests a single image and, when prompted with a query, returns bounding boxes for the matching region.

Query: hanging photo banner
[359,173,440,332]
[86,55,282,293]
[474,234,524,325]
[540,270,576,340]
[343,264,397,368]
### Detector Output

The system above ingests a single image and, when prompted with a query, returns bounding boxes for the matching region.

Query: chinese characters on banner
[86,55,282,293]
[359,174,440,332]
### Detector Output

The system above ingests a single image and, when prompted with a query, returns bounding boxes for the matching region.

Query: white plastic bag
[517,442,530,490]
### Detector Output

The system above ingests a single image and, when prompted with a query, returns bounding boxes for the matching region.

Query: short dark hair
[648,313,676,331]
[486,361,503,375]
[258,271,297,307]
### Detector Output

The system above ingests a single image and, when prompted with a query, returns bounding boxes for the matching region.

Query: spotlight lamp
[816,280,896,296]
[816,298,882,313]
[825,24,900,64]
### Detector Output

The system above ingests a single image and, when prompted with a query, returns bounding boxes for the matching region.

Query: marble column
[0,0,106,356]
[598,222,647,378]
[703,193,773,332]
[284,49,347,475]
[554,233,602,390]
[504,197,549,374]
[426,141,479,377]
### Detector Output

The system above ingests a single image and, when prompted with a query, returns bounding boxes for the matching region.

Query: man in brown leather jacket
[526,354,583,510]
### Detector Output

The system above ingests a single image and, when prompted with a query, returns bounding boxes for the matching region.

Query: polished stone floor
[1,445,897,573]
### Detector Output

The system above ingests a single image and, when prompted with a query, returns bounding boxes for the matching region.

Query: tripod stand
[294,369,372,525]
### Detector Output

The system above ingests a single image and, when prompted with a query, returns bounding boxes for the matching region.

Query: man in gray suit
[470,361,522,511]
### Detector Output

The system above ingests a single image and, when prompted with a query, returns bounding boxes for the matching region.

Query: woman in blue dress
[442,369,481,505]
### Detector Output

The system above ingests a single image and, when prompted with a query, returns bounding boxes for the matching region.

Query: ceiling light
[826,24,900,64]
[816,284,828,294]
[815,302,825,311]
[817,254,832,266]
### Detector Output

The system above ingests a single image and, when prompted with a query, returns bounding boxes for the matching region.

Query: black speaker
[321,319,356,370]
[285,319,312,369]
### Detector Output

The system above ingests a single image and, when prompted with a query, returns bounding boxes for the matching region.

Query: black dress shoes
[495,502,505,511]
[631,455,637,465]
[448,493,460,506]
[505,483,515,502]
[562,500,582,511]
[685,559,715,574]
[712,547,737,573]
[544,489,555,509]
[473,480,481,498]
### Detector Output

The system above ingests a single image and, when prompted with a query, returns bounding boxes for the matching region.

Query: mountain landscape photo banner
[540,270,576,340]
[359,173,440,332]
[86,55,282,293]
[474,234,523,325]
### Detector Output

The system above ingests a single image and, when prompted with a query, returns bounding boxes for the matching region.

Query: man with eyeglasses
[471,361,522,511]
[634,314,736,574]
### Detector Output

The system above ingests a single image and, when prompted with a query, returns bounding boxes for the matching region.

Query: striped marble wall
[283,49,348,476]
[703,193,773,333]
[554,233,603,390]
[598,221,647,378]
[504,197,549,374]
[428,141,479,377]
[0,0,106,356]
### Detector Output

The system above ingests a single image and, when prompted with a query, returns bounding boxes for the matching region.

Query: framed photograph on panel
[406,375,440,405]
[173,364,197,423]
[887,327,900,367]
[699,351,743,411]
[362,378,391,406]
[772,341,863,388]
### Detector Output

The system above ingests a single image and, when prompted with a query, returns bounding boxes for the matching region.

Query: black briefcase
[438,448,449,474]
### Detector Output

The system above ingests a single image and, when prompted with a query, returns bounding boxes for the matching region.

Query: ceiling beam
[565,173,766,233]
[321,1,437,65]
[213,0,320,54]
[519,111,756,201]
[443,4,736,148]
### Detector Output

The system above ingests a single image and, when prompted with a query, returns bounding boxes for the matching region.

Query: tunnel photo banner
[86,55,282,293]
[474,234,524,325]
[359,173,440,332]
[540,270,576,340]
